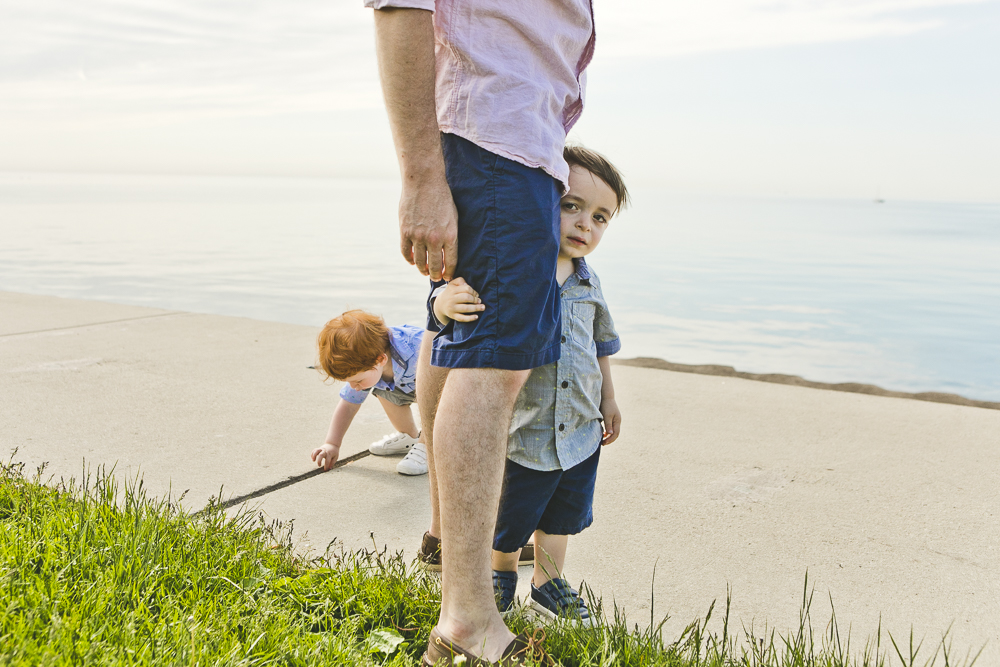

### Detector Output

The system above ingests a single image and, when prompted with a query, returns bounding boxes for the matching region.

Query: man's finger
[427,246,445,281]
[411,241,430,276]
[442,239,458,282]
[400,238,415,266]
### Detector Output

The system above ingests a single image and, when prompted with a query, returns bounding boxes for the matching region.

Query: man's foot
[369,431,419,456]
[529,578,593,628]
[492,570,518,615]
[397,441,429,475]
[422,627,549,666]
[416,531,442,572]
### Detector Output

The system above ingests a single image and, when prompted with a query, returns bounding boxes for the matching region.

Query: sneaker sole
[528,600,592,628]
[416,559,441,573]
[369,446,413,456]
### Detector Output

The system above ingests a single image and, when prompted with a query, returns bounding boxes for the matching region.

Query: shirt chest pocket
[569,302,596,346]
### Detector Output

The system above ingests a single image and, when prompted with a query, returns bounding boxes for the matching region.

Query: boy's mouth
[567,236,587,247]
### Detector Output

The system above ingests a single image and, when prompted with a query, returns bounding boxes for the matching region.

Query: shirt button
[561,336,566,343]
[558,423,565,431]
[561,381,568,388]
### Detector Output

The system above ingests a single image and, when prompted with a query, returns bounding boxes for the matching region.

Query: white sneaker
[369,431,418,456]
[396,441,428,476]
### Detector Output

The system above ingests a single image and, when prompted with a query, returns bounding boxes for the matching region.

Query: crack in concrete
[204,449,372,514]
[0,311,185,338]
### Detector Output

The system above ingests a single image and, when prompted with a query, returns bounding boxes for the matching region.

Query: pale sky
[1,0,998,201]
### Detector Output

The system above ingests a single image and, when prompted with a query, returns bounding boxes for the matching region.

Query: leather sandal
[422,627,551,666]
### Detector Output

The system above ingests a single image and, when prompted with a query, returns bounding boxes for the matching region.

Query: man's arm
[373,8,458,281]
[597,356,621,445]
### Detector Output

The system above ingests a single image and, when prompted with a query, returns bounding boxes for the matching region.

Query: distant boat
[873,198,885,204]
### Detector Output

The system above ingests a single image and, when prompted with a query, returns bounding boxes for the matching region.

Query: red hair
[316,310,391,380]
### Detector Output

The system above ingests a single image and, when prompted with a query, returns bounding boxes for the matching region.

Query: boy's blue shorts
[492,445,601,554]
[428,133,562,371]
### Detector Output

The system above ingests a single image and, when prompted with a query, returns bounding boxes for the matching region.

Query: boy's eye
[562,202,577,211]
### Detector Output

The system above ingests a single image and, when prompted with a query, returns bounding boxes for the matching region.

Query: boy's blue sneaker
[529,578,593,627]
[492,570,518,615]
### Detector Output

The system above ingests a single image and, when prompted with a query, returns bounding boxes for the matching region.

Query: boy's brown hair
[564,145,630,215]
[317,310,391,380]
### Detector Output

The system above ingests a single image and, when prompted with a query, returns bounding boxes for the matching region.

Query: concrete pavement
[3,290,997,663]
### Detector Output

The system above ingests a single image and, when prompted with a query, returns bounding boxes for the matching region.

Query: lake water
[2,172,998,402]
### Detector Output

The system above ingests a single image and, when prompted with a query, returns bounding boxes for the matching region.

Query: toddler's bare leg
[532,530,569,587]
[376,396,419,439]
[491,549,519,573]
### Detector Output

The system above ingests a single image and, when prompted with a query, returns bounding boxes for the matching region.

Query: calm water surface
[2,172,998,401]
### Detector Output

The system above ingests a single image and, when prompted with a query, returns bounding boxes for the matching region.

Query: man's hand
[599,397,622,446]
[436,277,485,324]
[399,176,459,281]
[311,443,341,471]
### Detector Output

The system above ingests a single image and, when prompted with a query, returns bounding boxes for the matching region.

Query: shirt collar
[385,328,409,385]
[573,257,592,285]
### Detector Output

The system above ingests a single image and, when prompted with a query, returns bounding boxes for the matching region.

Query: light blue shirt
[507,259,620,471]
[338,324,424,404]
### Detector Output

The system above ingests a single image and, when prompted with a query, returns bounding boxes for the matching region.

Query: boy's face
[342,354,387,391]
[558,165,617,260]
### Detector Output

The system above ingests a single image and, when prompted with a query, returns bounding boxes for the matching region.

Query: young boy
[311,309,429,476]
[433,145,628,626]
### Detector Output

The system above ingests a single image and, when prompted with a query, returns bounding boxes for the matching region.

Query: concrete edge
[612,356,1000,411]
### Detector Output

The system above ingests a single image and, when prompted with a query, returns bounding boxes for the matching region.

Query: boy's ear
[377,353,389,366]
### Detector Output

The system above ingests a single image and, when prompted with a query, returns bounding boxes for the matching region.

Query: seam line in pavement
[201,450,372,514]
[0,312,185,338]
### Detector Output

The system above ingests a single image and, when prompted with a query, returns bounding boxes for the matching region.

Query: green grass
[0,458,982,666]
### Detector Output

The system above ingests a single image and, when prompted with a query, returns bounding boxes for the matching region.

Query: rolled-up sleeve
[339,385,371,404]
[364,0,434,9]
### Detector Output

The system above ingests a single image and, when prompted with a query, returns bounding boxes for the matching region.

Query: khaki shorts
[371,386,416,407]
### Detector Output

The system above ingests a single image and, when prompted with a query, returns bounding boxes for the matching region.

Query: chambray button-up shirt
[339,325,424,404]
[508,259,620,472]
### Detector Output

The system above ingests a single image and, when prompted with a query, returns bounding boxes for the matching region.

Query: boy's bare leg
[376,397,420,439]
[532,530,569,587]
[435,367,528,661]
[416,332,448,539]
[491,549,519,573]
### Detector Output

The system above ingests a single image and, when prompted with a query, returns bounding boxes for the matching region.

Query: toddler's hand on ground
[439,277,485,323]
[600,397,622,446]
[311,443,341,470]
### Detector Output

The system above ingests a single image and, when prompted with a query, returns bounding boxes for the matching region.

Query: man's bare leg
[435,367,528,661]
[416,331,448,539]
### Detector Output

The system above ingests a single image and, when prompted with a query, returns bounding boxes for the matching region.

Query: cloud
[0,0,381,122]
[596,0,992,58]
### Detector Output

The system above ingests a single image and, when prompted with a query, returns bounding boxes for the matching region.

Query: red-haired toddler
[312,310,428,475]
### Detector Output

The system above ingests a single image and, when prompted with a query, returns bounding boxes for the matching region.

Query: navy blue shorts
[492,445,601,554]
[429,133,562,371]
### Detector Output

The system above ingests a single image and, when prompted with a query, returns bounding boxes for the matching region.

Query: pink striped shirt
[365,0,596,189]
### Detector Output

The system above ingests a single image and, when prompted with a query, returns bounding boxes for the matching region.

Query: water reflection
[1,172,997,400]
